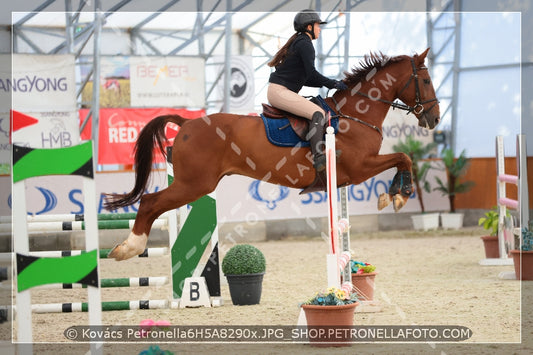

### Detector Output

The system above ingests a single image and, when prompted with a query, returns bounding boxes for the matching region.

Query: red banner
[79,107,205,165]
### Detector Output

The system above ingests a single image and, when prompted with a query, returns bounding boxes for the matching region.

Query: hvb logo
[248,181,289,210]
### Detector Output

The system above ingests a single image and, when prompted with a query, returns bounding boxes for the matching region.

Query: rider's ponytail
[268,33,300,67]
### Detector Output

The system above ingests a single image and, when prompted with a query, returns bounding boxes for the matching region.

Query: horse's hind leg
[108,181,212,261]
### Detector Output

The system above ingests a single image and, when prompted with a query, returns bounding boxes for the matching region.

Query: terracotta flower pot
[481,235,499,258]
[510,250,533,281]
[351,272,377,300]
[301,302,359,347]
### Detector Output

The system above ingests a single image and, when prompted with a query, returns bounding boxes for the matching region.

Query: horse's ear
[416,48,430,65]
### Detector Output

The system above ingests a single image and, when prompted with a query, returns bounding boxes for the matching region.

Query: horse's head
[396,48,441,129]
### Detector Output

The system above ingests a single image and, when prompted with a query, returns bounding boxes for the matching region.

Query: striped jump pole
[31,299,169,313]
[0,212,142,224]
[34,276,168,289]
[0,217,167,233]
[28,247,168,259]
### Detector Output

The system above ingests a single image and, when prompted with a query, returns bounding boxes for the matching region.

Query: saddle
[261,99,337,195]
[261,103,310,140]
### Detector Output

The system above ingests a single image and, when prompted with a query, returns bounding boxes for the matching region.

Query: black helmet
[293,9,327,32]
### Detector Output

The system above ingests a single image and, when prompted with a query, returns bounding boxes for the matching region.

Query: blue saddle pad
[261,96,338,147]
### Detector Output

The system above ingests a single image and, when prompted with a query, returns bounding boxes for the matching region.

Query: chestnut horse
[105,48,440,260]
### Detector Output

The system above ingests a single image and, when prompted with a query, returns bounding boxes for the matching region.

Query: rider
[267,9,348,173]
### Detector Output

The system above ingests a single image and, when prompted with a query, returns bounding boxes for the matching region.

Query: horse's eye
[423,79,430,85]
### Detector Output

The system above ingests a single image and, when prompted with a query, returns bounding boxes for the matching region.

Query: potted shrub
[392,136,439,230]
[510,223,533,280]
[222,244,266,305]
[433,148,475,229]
[300,286,359,346]
[478,207,510,258]
[350,260,377,301]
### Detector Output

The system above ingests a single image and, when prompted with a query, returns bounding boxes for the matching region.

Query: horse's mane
[343,52,407,86]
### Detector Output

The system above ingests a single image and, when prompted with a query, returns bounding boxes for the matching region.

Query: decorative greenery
[301,287,358,306]
[392,136,437,213]
[222,244,266,275]
[478,207,511,237]
[433,148,475,213]
[522,222,533,252]
[350,260,376,274]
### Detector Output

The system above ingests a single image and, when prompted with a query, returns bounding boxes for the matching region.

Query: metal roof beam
[14,0,57,27]
[168,0,254,55]
[239,0,293,32]
[131,0,182,31]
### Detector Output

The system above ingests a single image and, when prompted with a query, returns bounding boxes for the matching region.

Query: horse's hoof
[392,194,407,212]
[108,243,128,261]
[108,233,148,261]
[377,193,392,210]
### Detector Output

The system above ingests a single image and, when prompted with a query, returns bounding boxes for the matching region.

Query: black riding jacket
[269,33,336,93]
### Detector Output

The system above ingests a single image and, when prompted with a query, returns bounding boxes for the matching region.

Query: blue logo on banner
[8,186,57,215]
[249,180,289,210]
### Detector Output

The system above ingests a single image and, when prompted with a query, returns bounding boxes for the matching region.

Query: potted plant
[510,222,533,280]
[392,136,439,230]
[222,244,266,305]
[350,260,377,301]
[478,207,510,258]
[433,148,475,229]
[300,286,359,346]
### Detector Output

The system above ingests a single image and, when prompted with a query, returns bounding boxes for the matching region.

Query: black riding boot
[306,111,327,172]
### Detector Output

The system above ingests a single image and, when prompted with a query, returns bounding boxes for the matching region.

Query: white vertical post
[326,126,340,288]
[83,176,103,355]
[517,134,529,238]
[496,135,509,258]
[13,181,32,348]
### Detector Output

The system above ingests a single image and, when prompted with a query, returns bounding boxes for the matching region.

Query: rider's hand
[334,80,348,91]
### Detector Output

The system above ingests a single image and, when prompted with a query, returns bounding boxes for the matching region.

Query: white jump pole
[326,126,341,288]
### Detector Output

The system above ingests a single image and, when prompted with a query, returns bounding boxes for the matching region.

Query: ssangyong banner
[12,54,76,112]
[378,109,435,155]
[79,107,206,165]
[130,56,205,108]
[0,163,448,220]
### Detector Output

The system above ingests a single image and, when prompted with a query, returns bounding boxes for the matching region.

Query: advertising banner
[80,56,131,108]
[11,54,76,112]
[79,107,206,165]
[12,110,80,149]
[130,56,205,108]
[0,163,448,221]
[215,56,255,113]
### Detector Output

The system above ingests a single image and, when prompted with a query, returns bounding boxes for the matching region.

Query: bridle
[392,59,440,116]
[330,58,439,132]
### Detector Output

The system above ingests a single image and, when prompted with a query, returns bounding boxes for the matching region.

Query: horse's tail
[103,114,188,211]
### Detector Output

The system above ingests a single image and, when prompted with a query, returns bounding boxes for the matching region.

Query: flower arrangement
[350,260,376,274]
[301,287,358,306]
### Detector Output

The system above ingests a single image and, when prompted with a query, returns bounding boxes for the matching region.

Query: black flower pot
[225,273,264,305]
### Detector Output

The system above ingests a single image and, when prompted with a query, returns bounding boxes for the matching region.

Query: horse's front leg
[353,152,412,212]
[377,169,413,212]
